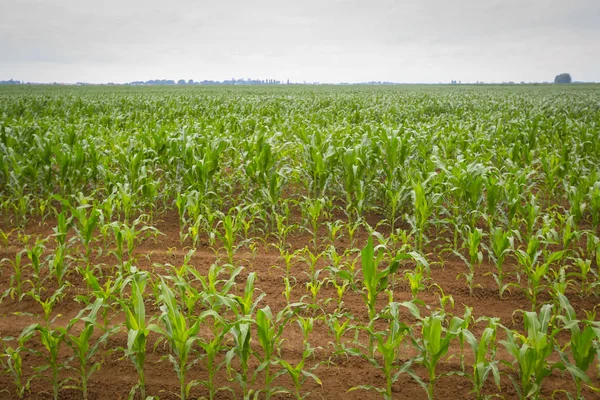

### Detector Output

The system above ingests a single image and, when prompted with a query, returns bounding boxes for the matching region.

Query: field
[1,84,600,399]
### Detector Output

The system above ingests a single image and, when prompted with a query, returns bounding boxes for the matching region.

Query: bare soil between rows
[1,211,598,399]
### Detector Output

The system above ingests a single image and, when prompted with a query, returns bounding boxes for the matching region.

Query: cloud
[1,0,598,82]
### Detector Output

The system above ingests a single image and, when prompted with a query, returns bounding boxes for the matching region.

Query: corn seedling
[24,323,69,400]
[514,236,565,310]
[1,327,35,398]
[486,226,514,297]
[65,298,117,400]
[154,278,203,400]
[72,205,102,273]
[2,251,29,299]
[404,303,467,400]
[278,347,322,400]
[347,302,412,400]
[196,313,233,400]
[254,305,291,400]
[462,318,501,399]
[225,320,254,399]
[555,293,599,399]
[500,304,560,400]
[25,238,46,283]
[121,271,156,400]
[326,312,354,355]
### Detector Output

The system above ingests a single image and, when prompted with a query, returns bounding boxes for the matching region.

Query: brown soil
[0,210,598,399]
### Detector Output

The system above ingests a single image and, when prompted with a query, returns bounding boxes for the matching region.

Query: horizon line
[1,79,597,86]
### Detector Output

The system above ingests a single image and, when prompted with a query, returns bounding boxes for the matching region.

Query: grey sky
[1,0,598,83]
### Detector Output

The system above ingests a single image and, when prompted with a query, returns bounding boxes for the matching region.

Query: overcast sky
[1,0,598,83]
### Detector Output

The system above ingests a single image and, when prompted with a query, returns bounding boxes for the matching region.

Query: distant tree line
[1,75,593,86]
[127,78,283,86]
[129,79,176,85]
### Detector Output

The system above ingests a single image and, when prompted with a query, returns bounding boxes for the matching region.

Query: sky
[1,0,599,84]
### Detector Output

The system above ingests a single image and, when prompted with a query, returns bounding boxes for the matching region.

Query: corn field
[1,84,600,399]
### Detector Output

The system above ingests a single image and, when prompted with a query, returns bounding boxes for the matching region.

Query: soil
[0,210,598,399]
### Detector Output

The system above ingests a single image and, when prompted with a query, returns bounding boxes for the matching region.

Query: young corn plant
[347,302,412,400]
[196,313,234,400]
[462,318,501,400]
[0,227,15,247]
[384,182,409,235]
[486,226,514,297]
[273,205,297,247]
[411,180,433,251]
[278,346,322,400]
[153,278,203,400]
[79,269,126,330]
[121,272,156,400]
[254,305,291,400]
[295,314,318,350]
[523,195,539,238]
[455,226,483,296]
[25,238,46,284]
[514,237,565,311]
[549,266,573,300]
[215,209,247,266]
[555,293,599,399]
[560,214,582,258]
[566,184,587,227]
[225,272,263,399]
[231,271,264,317]
[1,327,36,399]
[300,129,337,199]
[484,173,505,229]
[325,312,354,355]
[341,145,368,223]
[225,320,254,399]
[2,250,29,300]
[301,247,324,284]
[301,197,325,251]
[360,237,423,356]
[49,244,68,287]
[326,219,344,246]
[109,215,161,270]
[346,218,363,250]
[360,236,399,356]
[281,275,295,306]
[569,258,596,296]
[108,220,126,268]
[404,265,426,300]
[327,274,351,312]
[171,275,204,320]
[304,270,325,309]
[24,323,69,400]
[65,298,117,400]
[273,244,302,279]
[72,205,102,274]
[500,304,560,400]
[195,263,243,312]
[404,303,468,400]
[30,285,67,326]
[52,211,70,247]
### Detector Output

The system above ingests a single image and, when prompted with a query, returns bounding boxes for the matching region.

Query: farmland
[0,84,600,399]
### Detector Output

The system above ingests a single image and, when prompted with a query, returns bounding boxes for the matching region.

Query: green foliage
[1,84,600,400]
[501,304,560,399]
[121,272,156,400]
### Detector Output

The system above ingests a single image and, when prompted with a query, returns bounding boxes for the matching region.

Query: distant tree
[177,79,186,85]
[554,73,572,84]
[187,79,194,85]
